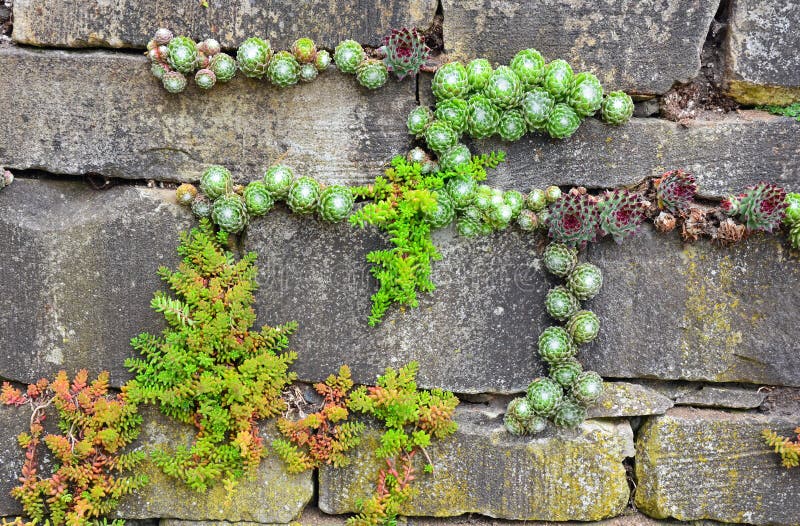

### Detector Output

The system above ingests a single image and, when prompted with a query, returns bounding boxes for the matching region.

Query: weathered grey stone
[115,407,312,522]
[0,178,192,387]
[158,509,726,525]
[11,0,437,50]
[319,409,632,521]
[587,382,674,418]
[441,0,719,94]
[585,227,800,389]
[674,385,767,409]
[248,209,800,392]
[725,0,800,105]
[635,407,800,525]
[0,401,27,516]
[0,47,414,185]
[468,111,800,199]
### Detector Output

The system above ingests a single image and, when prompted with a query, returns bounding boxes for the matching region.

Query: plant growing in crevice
[346,362,459,526]
[757,102,800,122]
[272,365,365,473]
[350,152,504,325]
[124,219,298,492]
[763,427,800,468]
[0,371,146,526]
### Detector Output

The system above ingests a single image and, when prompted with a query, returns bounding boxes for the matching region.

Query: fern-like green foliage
[124,219,298,492]
[757,102,800,122]
[273,365,365,473]
[347,361,459,459]
[350,152,505,325]
[347,453,418,526]
[346,362,459,526]
[763,427,800,468]
[0,371,146,526]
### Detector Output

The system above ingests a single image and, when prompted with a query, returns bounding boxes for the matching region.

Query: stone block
[0,47,414,185]
[635,407,800,525]
[11,0,437,50]
[725,0,800,105]
[318,409,633,521]
[441,0,719,94]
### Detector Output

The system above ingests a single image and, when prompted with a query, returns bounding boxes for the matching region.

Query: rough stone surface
[0,179,191,388]
[441,0,719,94]
[115,408,312,522]
[0,47,414,185]
[467,111,800,199]
[585,227,800,389]
[674,385,767,409]
[635,407,800,525]
[725,0,800,105]
[0,402,27,516]
[248,210,800,392]
[11,0,437,50]
[157,509,735,525]
[318,409,632,521]
[3,179,800,392]
[588,382,674,418]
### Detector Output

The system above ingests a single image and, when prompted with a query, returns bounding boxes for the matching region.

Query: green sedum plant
[272,366,365,473]
[125,220,298,491]
[1,371,146,526]
[346,362,459,526]
[350,152,504,324]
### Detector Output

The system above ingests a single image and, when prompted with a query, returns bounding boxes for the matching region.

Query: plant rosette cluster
[176,164,355,233]
[504,243,606,434]
[335,27,430,90]
[407,48,633,169]
[124,220,298,491]
[147,28,331,93]
[0,168,13,191]
[0,371,146,526]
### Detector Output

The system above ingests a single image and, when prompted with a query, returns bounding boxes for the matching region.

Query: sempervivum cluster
[654,170,697,216]
[236,36,331,88]
[504,243,605,435]
[334,39,388,90]
[783,193,800,250]
[0,169,13,191]
[450,184,526,236]
[176,164,354,233]
[721,182,788,234]
[378,27,431,80]
[147,28,236,93]
[148,30,332,92]
[410,48,633,166]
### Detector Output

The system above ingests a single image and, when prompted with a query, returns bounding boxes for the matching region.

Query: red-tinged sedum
[598,189,648,243]
[546,193,600,248]
[381,27,431,80]
[654,170,697,215]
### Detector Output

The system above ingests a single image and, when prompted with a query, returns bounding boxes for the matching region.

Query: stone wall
[1,1,799,525]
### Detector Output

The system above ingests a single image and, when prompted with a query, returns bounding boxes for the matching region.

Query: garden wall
[1,1,799,525]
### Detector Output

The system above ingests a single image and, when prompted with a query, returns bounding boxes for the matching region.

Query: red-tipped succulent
[598,189,648,243]
[380,27,431,80]
[654,170,697,215]
[546,193,600,248]
[723,182,787,233]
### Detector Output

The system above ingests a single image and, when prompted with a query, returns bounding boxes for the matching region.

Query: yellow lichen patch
[726,80,800,106]
[678,247,761,380]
